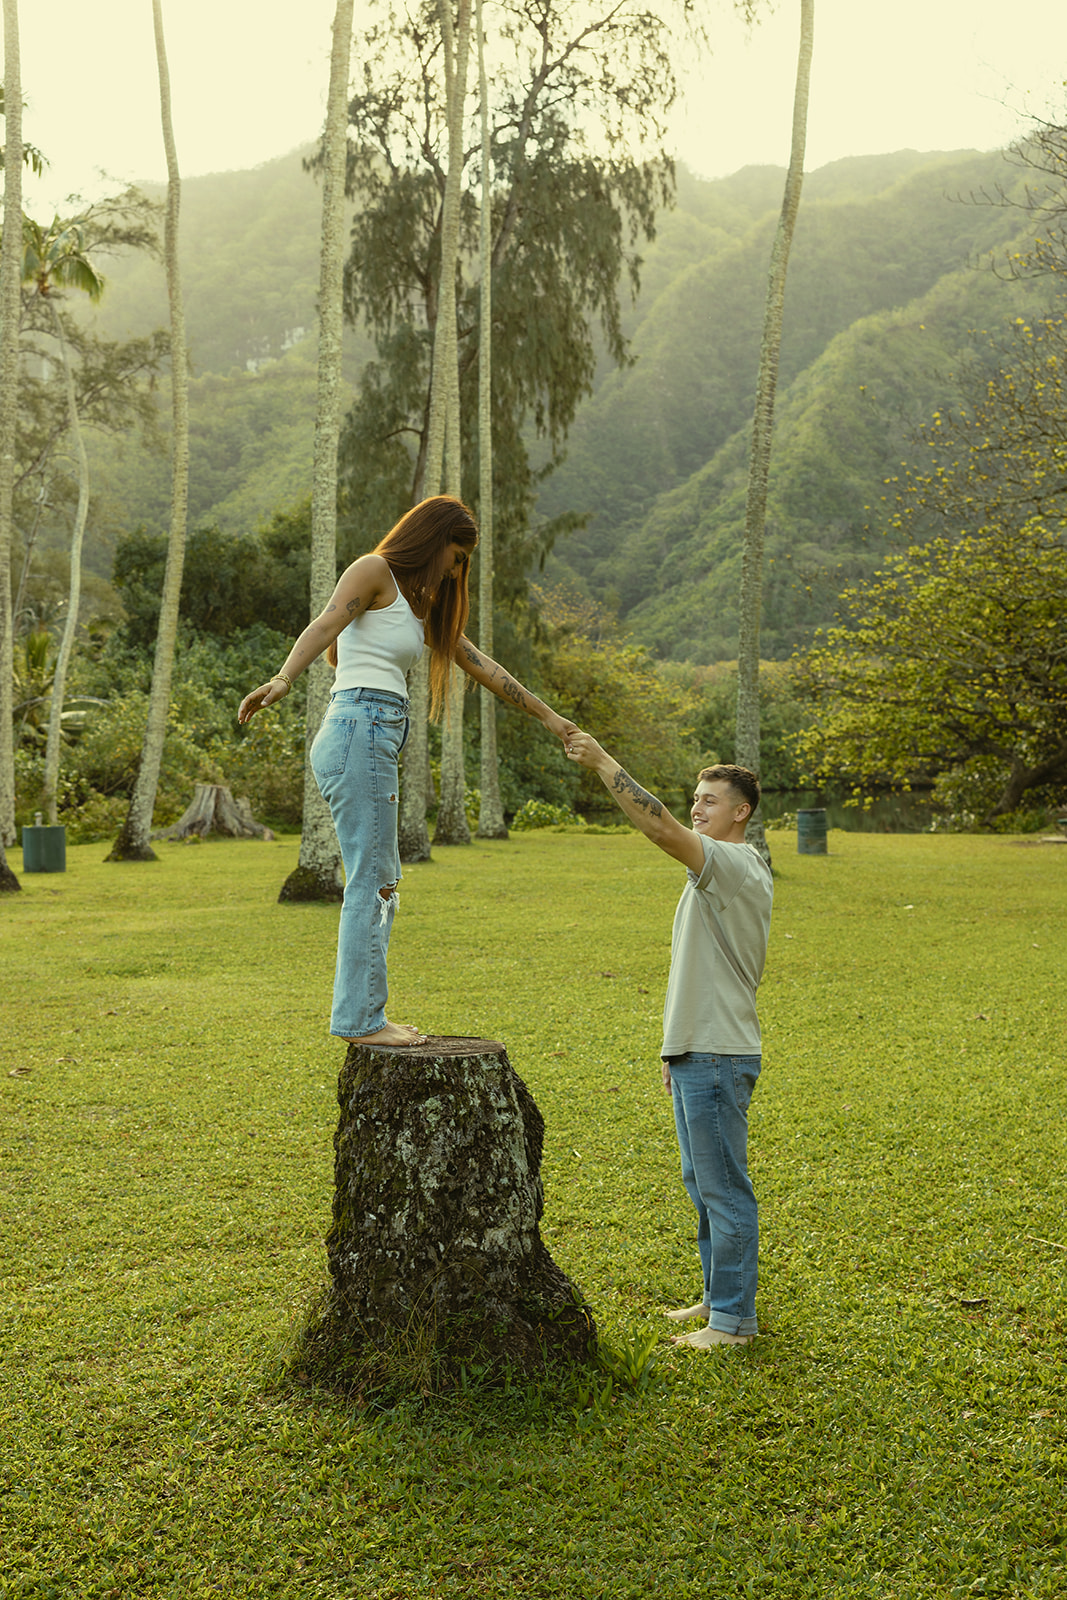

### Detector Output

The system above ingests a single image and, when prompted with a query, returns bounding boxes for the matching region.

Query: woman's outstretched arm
[238,555,395,723]
[454,635,577,744]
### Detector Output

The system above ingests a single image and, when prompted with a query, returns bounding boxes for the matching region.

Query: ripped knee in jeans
[376,882,399,926]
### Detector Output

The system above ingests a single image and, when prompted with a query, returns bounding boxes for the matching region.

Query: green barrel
[796,808,827,855]
[22,823,67,873]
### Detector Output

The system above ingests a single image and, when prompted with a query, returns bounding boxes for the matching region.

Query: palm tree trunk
[424,0,471,499]
[279,0,353,903]
[735,0,814,867]
[474,0,507,840]
[431,0,473,847]
[0,0,23,885]
[41,305,88,825]
[106,0,189,862]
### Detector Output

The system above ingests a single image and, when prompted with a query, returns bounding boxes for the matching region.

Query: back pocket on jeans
[311,717,354,779]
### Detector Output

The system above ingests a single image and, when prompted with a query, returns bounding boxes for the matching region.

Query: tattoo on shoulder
[613,769,662,817]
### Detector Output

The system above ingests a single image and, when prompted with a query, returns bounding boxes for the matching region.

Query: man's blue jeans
[310,688,409,1037]
[668,1051,761,1336]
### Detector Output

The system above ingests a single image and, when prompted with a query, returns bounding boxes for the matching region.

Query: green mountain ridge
[57,142,1054,661]
[538,145,1056,659]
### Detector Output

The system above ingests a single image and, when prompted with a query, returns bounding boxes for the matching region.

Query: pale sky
[7,0,1067,216]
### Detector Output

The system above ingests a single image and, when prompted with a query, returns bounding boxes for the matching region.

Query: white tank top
[332,583,425,698]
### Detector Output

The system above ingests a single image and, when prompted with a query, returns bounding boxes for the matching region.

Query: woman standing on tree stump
[238,495,575,1049]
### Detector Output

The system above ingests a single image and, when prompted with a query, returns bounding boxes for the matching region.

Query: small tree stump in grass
[302,1035,596,1386]
[152,783,274,841]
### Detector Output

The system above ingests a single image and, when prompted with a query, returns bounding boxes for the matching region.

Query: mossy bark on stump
[306,1035,595,1383]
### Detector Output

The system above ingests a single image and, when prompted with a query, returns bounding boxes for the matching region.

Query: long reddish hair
[328,496,478,719]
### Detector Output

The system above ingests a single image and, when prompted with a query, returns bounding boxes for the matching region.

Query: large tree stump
[304,1036,596,1386]
[152,783,274,841]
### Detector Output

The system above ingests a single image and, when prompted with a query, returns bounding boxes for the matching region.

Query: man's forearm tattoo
[613,768,662,817]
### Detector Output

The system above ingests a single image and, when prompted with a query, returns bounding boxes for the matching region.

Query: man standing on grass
[565,735,773,1348]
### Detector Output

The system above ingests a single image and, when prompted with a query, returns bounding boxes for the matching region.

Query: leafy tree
[735,0,814,865]
[659,659,805,794]
[890,312,1067,545]
[982,119,1067,284]
[110,504,311,647]
[333,0,680,577]
[528,587,701,814]
[791,520,1067,825]
[13,308,167,602]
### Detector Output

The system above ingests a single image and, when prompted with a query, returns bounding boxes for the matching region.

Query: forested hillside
[69,141,1053,660]
[538,147,1054,658]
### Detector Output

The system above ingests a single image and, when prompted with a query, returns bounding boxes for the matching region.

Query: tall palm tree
[0,0,24,888]
[21,216,105,825]
[430,0,473,848]
[473,0,506,839]
[278,0,353,903]
[735,0,814,864]
[106,0,189,862]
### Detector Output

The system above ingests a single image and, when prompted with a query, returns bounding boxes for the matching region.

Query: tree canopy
[792,296,1067,825]
[791,520,1067,824]
[333,0,679,585]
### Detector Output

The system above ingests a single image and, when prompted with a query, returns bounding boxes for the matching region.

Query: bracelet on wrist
[271,671,294,692]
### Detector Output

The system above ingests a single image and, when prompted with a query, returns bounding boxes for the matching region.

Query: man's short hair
[698,763,761,816]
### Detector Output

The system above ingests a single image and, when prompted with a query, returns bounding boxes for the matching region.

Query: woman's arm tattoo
[500,675,528,708]
[612,768,662,817]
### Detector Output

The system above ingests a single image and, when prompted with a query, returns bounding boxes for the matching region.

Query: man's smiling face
[690,780,749,841]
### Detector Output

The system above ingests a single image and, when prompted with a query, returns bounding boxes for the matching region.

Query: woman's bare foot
[671,1325,754,1349]
[339,1021,427,1047]
[665,1301,710,1324]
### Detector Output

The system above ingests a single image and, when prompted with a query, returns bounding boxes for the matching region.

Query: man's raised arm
[565,731,704,873]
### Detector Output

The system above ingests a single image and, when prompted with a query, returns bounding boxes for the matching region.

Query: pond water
[759,789,936,833]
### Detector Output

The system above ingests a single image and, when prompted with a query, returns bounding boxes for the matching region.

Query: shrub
[213,705,306,829]
[511,798,587,831]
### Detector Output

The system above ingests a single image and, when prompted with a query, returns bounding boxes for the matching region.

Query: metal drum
[796,807,827,855]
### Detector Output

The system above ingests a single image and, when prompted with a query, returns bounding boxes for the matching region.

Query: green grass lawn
[1,829,1064,1598]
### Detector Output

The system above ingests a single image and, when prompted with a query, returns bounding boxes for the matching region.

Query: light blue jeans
[310,688,409,1037]
[668,1051,761,1336]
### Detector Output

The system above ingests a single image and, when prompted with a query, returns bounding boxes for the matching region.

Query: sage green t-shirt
[660,836,773,1058]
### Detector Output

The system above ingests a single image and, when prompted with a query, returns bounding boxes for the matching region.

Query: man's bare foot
[339,1021,426,1047]
[665,1301,710,1324]
[671,1325,754,1349]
